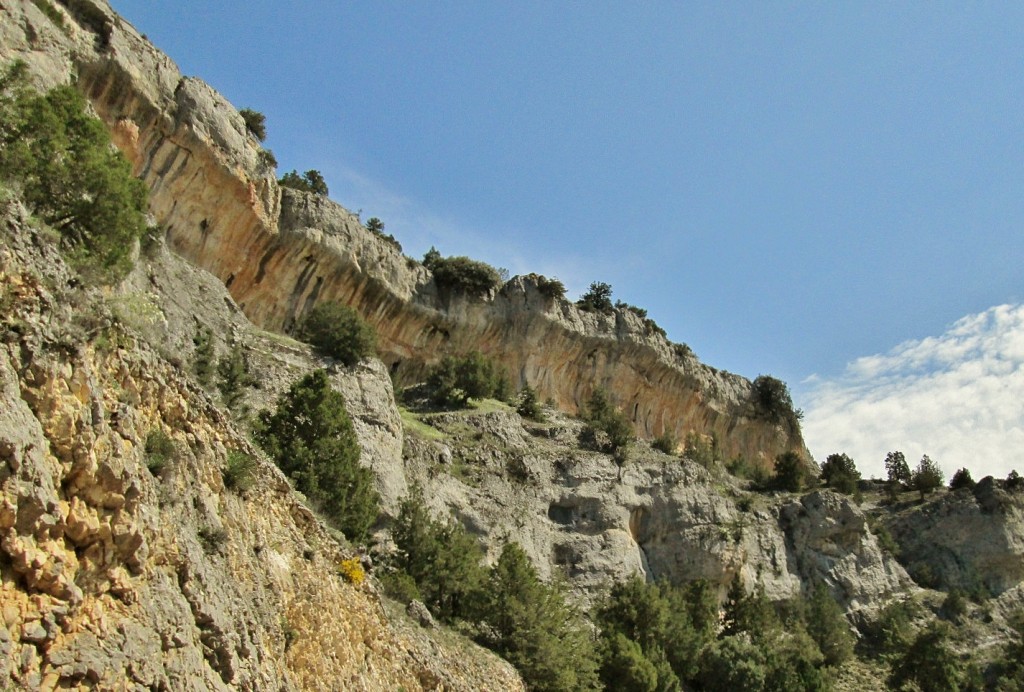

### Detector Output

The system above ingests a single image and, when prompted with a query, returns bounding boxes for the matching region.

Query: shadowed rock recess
[3,1,1024,690]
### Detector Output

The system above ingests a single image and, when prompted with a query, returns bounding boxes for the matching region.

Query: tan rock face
[0,0,804,470]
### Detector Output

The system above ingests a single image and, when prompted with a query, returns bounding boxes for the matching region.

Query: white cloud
[800,304,1024,481]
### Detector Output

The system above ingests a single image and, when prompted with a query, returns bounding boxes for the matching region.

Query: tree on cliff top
[279,168,328,196]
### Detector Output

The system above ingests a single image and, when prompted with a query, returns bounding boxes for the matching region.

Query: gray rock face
[886,478,1024,597]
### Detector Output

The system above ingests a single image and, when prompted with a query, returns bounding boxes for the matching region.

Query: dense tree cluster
[0,61,148,283]
[386,488,598,691]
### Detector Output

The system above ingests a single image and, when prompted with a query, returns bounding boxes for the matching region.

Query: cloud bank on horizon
[802,303,1024,481]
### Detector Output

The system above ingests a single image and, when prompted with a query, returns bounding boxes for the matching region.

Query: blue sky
[111,2,1024,478]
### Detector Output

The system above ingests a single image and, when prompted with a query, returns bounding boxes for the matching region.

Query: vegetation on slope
[0,61,148,283]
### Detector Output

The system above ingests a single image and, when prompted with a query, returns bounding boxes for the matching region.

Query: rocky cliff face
[0,0,802,468]
[0,198,523,690]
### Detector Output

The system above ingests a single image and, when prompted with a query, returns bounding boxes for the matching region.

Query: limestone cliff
[0,0,803,468]
[0,197,524,690]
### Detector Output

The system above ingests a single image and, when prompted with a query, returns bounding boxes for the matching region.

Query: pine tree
[254,370,378,541]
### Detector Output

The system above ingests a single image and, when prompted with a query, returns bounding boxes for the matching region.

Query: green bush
[949,467,975,491]
[888,621,964,691]
[652,431,676,455]
[751,375,802,430]
[584,387,633,453]
[256,148,277,172]
[885,450,912,487]
[0,62,148,284]
[363,216,402,252]
[223,450,257,492]
[481,543,600,691]
[685,431,720,469]
[239,108,266,141]
[425,351,509,409]
[254,369,379,541]
[516,383,544,421]
[217,342,257,410]
[820,452,861,494]
[532,274,566,301]
[192,326,216,387]
[427,254,502,297]
[279,169,328,195]
[772,451,808,492]
[298,300,377,366]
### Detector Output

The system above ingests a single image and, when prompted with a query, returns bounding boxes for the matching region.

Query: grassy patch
[399,407,446,440]
[468,397,514,414]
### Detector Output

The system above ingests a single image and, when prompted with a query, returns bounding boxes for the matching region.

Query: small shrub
[380,570,421,604]
[256,148,277,171]
[1008,470,1024,491]
[338,557,365,586]
[364,216,402,252]
[254,370,379,542]
[672,343,694,361]
[516,384,544,421]
[584,388,632,453]
[239,108,267,141]
[533,274,566,301]
[751,375,800,431]
[871,521,899,556]
[198,525,228,554]
[193,326,215,387]
[223,450,257,492]
[0,63,148,284]
[144,429,175,475]
[911,455,944,500]
[425,351,509,409]
[941,589,968,621]
[31,0,65,29]
[820,452,860,494]
[652,431,676,455]
[217,342,257,410]
[298,300,377,366]
[685,432,719,469]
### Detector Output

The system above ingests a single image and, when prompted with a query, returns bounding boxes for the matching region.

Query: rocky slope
[4,1,1024,690]
[0,197,523,690]
[0,0,802,468]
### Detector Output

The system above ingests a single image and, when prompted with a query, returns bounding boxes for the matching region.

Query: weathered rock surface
[0,198,523,690]
[884,478,1024,598]
[0,0,804,469]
